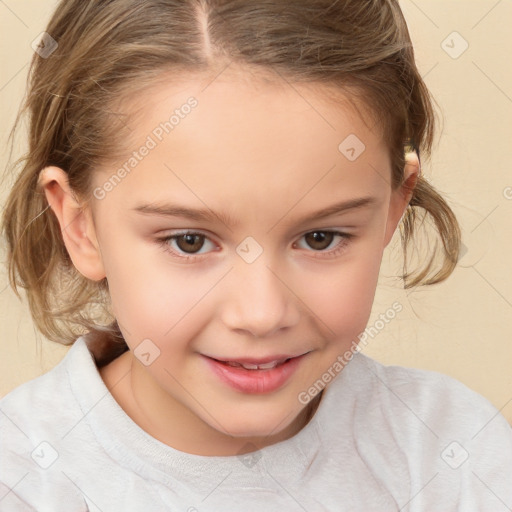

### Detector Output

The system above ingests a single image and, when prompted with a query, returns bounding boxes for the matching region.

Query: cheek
[102,240,219,341]
[297,246,383,343]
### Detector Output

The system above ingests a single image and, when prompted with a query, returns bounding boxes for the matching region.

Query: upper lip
[204,352,309,365]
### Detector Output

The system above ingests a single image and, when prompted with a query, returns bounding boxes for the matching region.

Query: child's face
[53,73,416,451]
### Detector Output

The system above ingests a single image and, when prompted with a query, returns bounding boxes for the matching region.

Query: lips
[203,353,307,394]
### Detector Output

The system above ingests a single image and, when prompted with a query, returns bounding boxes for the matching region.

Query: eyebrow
[132,196,378,228]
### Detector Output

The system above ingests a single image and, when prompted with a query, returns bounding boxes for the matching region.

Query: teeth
[225,361,242,368]
[241,362,261,370]
[224,360,284,370]
[250,361,279,370]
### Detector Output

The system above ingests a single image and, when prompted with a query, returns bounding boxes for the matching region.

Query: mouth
[202,353,309,394]
[210,356,293,371]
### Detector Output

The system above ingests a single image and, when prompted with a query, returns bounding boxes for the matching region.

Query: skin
[39,71,419,456]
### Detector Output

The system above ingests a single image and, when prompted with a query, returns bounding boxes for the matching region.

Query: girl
[1,0,511,510]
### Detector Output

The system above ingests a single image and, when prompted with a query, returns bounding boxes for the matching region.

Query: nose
[220,256,300,338]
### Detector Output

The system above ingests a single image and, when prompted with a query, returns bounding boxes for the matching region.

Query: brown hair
[1,0,460,354]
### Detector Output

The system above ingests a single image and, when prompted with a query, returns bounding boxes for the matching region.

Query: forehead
[118,67,383,155]
[92,71,391,222]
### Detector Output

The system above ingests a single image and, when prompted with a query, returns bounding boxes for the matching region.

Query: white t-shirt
[0,336,511,511]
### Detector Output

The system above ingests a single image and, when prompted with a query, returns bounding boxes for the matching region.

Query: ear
[38,166,106,281]
[383,151,420,248]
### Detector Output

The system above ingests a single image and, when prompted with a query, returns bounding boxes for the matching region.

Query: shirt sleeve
[0,481,38,512]
[0,378,92,512]
[375,362,512,512]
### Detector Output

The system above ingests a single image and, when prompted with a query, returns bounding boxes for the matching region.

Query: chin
[208,407,302,443]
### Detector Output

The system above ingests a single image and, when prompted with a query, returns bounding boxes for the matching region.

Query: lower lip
[203,355,304,394]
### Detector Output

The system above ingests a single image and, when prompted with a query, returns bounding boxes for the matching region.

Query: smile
[202,353,308,394]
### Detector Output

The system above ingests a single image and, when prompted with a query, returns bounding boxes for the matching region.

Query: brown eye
[157,231,216,258]
[174,233,205,254]
[304,231,335,251]
[294,230,353,258]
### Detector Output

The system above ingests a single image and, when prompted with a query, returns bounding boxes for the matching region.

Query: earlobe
[38,166,106,281]
[383,151,420,248]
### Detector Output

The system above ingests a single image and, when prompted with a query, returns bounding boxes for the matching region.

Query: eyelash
[155,230,354,261]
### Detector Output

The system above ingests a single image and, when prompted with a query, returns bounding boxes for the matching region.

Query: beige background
[1,1,511,424]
